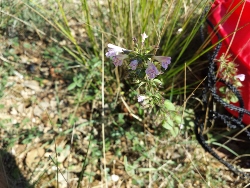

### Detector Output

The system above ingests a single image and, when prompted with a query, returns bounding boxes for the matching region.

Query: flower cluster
[217,53,245,87]
[217,53,245,103]
[106,33,184,135]
[105,33,171,80]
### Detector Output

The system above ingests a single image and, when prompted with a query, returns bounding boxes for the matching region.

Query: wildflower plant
[216,53,245,103]
[106,33,183,136]
[106,33,171,79]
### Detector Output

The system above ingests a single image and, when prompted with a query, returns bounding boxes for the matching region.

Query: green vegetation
[0,0,249,187]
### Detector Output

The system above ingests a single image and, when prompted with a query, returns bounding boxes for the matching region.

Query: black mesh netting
[195,13,250,179]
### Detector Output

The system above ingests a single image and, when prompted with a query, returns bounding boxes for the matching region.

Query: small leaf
[235,81,242,87]
[73,76,78,83]
[153,79,162,85]
[170,127,179,137]
[230,94,238,103]
[173,115,182,124]
[118,113,125,124]
[76,82,82,87]
[219,86,226,94]
[164,100,175,111]
[67,83,76,90]
[162,117,174,130]
[138,168,157,172]
[222,98,230,103]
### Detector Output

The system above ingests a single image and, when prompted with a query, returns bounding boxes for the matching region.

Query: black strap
[195,14,250,178]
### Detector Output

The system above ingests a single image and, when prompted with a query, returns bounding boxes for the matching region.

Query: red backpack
[208,0,250,124]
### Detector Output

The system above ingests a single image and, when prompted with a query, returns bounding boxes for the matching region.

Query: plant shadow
[0,149,33,188]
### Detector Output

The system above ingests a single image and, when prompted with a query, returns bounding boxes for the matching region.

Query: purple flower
[138,95,146,102]
[105,44,127,58]
[105,50,117,58]
[129,60,138,70]
[235,74,245,81]
[145,62,160,79]
[153,56,171,70]
[106,44,129,66]
[112,54,128,66]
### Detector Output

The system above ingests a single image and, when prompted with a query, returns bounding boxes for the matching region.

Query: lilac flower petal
[153,56,171,70]
[105,49,117,58]
[107,44,127,52]
[145,62,159,79]
[235,74,245,81]
[105,43,132,67]
[113,57,123,66]
[138,95,146,102]
[106,44,128,58]
[112,54,128,66]
[129,60,138,70]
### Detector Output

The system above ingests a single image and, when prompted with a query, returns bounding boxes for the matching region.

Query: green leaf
[230,94,238,103]
[153,79,162,85]
[76,82,82,87]
[219,86,226,94]
[162,117,179,137]
[173,115,182,124]
[164,100,175,111]
[67,82,76,90]
[118,113,125,124]
[73,76,78,83]
[170,126,179,137]
[222,98,230,104]
[162,117,174,130]
[138,168,157,172]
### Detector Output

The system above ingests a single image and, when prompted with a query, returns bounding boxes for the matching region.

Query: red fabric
[208,0,250,124]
